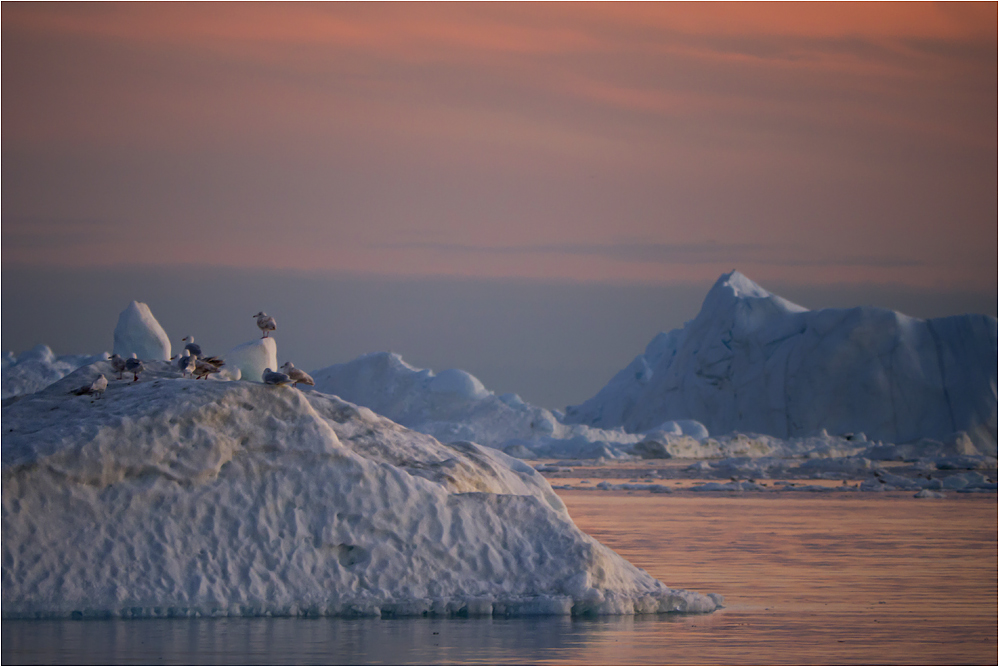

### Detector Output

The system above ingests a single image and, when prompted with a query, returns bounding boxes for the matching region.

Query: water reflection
[3,614,697,666]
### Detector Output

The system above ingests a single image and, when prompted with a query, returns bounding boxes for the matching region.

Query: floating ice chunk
[225,337,277,383]
[112,301,171,361]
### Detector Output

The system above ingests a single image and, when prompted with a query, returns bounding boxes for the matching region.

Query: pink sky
[4,2,996,289]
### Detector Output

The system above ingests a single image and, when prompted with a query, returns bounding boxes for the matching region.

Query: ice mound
[112,301,172,361]
[2,345,108,400]
[1,362,721,619]
[310,352,644,458]
[225,337,277,383]
[565,271,998,452]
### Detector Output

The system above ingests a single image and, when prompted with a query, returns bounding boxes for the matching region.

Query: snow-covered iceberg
[2,361,721,619]
[310,352,646,458]
[564,271,998,453]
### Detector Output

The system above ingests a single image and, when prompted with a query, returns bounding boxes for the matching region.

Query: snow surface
[2,361,721,619]
[225,337,278,384]
[309,352,647,459]
[112,301,172,361]
[2,345,108,400]
[564,271,998,453]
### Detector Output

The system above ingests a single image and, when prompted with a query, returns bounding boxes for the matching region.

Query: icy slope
[2,362,720,619]
[2,345,108,400]
[565,271,998,450]
[310,352,645,457]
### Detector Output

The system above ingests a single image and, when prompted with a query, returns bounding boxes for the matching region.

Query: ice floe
[2,361,721,619]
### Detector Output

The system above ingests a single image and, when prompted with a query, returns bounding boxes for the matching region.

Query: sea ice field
[2,270,996,662]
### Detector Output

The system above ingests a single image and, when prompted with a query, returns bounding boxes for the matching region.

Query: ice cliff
[564,271,998,452]
[1,361,720,619]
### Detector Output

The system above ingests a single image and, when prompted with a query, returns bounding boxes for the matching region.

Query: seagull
[181,336,202,358]
[110,354,127,380]
[194,356,224,380]
[280,362,315,388]
[262,367,293,386]
[125,356,144,382]
[177,353,197,378]
[253,312,276,338]
[72,374,108,398]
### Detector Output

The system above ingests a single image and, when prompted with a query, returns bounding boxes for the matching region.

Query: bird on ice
[280,362,315,388]
[253,312,276,338]
[261,368,294,386]
[181,336,202,358]
[72,374,108,398]
[110,354,127,380]
[125,356,144,382]
[177,353,197,378]
[194,356,224,380]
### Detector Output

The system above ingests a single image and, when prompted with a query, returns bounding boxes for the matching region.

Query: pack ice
[564,271,998,452]
[1,362,721,619]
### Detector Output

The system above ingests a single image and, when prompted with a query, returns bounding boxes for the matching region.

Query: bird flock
[71,310,314,399]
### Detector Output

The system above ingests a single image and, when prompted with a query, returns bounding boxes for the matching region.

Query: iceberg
[564,271,998,453]
[309,352,645,458]
[112,301,172,361]
[1,361,721,619]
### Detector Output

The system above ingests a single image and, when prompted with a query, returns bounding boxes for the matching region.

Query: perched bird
[253,312,277,338]
[177,353,197,378]
[261,367,293,386]
[125,356,144,382]
[110,354,127,380]
[280,362,315,388]
[72,374,108,398]
[181,336,202,358]
[194,356,223,380]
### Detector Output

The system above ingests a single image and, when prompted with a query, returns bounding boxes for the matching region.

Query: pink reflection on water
[556,491,997,665]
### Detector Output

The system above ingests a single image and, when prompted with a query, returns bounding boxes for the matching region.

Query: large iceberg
[310,352,645,458]
[564,271,998,453]
[1,361,720,619]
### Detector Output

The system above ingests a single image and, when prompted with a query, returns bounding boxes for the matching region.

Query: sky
[3,2,997,409]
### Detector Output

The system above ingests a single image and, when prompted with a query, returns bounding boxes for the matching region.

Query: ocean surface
[4,491,995,665]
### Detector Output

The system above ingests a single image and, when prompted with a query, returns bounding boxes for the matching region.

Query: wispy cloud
[372,240,925,270]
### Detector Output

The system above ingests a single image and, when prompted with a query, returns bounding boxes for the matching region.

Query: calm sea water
[4,492,995,665]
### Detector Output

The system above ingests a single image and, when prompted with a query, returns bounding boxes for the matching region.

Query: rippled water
[4,492,995,665]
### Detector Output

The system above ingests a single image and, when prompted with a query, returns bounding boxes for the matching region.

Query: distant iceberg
[310,352,647,459]
[564,271,998,454]
[1,361,721,619]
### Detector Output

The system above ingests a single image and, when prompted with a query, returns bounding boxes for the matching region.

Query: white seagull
[253,312,277,338]
[261,367,294,386]
[110,354,127,380]
[72,374,108,398]
[177,353,197,378]
[181,336,202,358]
[125,356,144,382]
[280,362,315,388]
